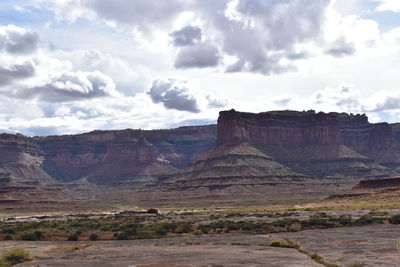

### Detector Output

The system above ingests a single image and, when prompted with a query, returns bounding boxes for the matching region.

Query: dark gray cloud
[286,51,310,60]
[174,43,220,69]
[148,79,228,112]
[236,0,329,49]
[274,97,293,107]
[148,79,200,112]
[15,71,118,102]
[0,62,35,86]
[370,95,400,112]
[194,0,331,74]
[171,25,202,46]
[325,37,356,57]
[0,26,39,55]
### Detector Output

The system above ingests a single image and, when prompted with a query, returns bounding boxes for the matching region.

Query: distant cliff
[217,109,399,177]
[0,125,217,185]
[1,109,400,188]
[2,109,400,209]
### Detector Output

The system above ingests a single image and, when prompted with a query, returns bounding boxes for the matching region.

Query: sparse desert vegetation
[0,248,30,266]
[0,209,398,242]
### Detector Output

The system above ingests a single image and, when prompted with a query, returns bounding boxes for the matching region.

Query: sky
[1,0,400,136]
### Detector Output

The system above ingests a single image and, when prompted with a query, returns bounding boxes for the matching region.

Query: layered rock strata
[1,109,400,208]
[216,109,396,178]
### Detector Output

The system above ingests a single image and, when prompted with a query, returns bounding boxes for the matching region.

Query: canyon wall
[1,109,400,188]
[217,109,400,177]
[0,125,217,185]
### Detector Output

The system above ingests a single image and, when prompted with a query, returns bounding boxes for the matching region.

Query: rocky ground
[0,224,398,267]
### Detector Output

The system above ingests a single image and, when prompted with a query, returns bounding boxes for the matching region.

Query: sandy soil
[0,224,399,266]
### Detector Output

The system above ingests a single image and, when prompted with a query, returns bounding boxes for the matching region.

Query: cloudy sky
[1,0,400,136]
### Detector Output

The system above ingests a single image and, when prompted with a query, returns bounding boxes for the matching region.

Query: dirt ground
[0,224,399,267]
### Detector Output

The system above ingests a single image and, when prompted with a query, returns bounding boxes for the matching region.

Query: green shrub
[67,234,79,241]
[147,208,159,214]
[21,233,37,241]
[301,218,335,228]
[115,231,130,240]
[0,248,30,265]
[270,240,293,248]
[176,222,192,233]
[354,215,383,226]
[226,222,240,231]
[311,253,324,262]
[270,240,284,247]
[273,219,300,228]
[1,228,15,235]
[34,231,43,239]
[338,215,352,225]
[389,214,400,224]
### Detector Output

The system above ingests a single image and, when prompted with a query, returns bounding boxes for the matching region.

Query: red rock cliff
[216,109,399,177]
[218,109,342,146]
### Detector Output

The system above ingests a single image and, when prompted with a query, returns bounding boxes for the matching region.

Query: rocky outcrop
[218,109,342,146]
[84,136,177,185]
[328,176,400,200]
[216,109,397,178]
[148,110,389,206]
[0,133,52,184]
[166,142,306,187]
[357,176,400,188]
[142,141,358,207]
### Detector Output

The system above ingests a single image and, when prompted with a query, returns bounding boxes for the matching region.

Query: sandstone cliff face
[216,110,397,178]
[218,109,342,146]
[7,125,216,183]
[341,121,398,165]
[0,133,51,184]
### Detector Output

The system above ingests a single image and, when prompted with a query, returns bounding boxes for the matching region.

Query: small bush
[389,214,400,224]
[311,253,324,262]
[270,240,292,248]
[115,231,130,240]
[34,231,43,239]
[230,242,250,246]
[270,240,284,247]
[338,215,352,226]
[0,248,30,265]
[347,263,366,267]
[1,228,15,235]
[147,208,159,214]
[21,233,38,241]
[354,215,383,226]
[176,222,192,233]
[67,234,79,241]
[20,230,43,241]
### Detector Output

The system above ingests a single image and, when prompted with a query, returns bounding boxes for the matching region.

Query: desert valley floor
[1,221,399,266]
